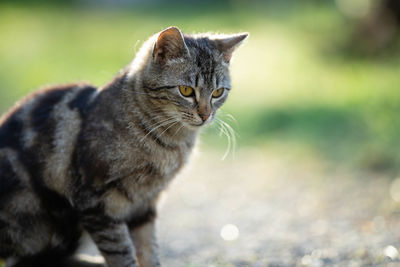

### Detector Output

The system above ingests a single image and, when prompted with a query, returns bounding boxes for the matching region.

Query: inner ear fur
[152,26,189,62]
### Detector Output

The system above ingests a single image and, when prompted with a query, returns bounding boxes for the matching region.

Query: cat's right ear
[152,26,189,63]
[214,33,249,63]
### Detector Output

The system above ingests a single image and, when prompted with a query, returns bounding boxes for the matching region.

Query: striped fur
[0,27,247,267]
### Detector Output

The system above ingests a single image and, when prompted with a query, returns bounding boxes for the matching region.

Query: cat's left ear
[152,26,189,63]
[214,33,249,63]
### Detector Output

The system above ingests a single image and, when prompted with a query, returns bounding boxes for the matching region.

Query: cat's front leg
[128,209,160,267]
[82,212,137,267]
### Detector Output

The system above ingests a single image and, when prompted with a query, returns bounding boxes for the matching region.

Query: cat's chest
[116,144,187,182]
[103,144,190,219]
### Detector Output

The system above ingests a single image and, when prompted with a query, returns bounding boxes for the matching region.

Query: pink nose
[197,105,211,122]
[199,112,210,122]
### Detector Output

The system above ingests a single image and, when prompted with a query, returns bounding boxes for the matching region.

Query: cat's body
[0,27,247,267]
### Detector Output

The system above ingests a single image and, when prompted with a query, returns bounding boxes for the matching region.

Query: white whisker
[219,110,238,125]
[172,124,185,138]
[139,118,177,142]
[215,117,237,160]
[156,120,180,141]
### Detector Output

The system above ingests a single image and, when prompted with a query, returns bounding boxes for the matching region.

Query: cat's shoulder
[0,82,97,126]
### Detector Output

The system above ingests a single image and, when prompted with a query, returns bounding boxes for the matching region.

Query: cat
[0,26,247,267]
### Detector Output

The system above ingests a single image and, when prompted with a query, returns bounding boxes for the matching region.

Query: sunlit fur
[0,27,247,267]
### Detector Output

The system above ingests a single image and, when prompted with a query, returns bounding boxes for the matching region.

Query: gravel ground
[2,148,400,267]
[157,148,400,267]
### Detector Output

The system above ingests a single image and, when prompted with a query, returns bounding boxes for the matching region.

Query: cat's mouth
[185,121,206,129]
[182,113,214,128]
[188,122,204,127]
[188,119,213,128]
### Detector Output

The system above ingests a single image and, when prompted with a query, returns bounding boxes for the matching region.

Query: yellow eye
[212,88,224,98]
[179,85,194,97]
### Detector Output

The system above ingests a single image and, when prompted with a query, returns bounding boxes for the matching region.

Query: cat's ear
[152,26,189,63]
[214,33,249,63]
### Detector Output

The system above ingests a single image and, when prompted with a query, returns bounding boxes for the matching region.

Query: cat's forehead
[184,36,219,64]
[182,36,230,88]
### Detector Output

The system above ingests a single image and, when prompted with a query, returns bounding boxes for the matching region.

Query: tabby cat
[0,26,247,267]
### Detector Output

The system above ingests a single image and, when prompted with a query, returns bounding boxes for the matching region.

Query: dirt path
[158,148,400,266]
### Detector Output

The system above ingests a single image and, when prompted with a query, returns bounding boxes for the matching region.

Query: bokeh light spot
[220,224,239,241]
[384,245,398,260]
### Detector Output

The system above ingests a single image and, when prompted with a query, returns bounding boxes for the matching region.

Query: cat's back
[0,83,98,194]
[0,83,97,147]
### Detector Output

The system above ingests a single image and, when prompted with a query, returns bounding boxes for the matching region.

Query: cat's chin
[185,120,213,130]
[184,122,206,130]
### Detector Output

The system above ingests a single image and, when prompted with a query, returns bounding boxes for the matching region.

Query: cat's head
[131,26,248,130]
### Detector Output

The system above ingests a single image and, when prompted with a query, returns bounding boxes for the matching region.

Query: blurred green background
[2,0,400,266]
[0,0,400,173]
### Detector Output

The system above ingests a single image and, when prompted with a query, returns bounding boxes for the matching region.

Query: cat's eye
[179,85,194,97]
[212,88,224,98]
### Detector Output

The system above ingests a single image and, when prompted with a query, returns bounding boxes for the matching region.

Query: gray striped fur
[0,26,247,267]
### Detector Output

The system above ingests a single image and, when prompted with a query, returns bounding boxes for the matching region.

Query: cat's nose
[199,113,210,122]
[197,105,211,122]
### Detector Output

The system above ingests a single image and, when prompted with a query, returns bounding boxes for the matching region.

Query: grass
[0,1,400,172]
